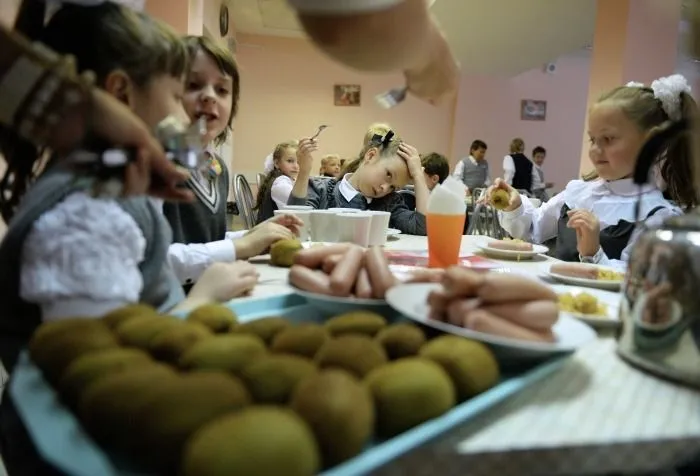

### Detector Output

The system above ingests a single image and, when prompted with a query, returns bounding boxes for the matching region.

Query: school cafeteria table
[248,234,700,475]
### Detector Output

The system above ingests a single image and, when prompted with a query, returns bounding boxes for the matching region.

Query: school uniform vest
[0,166,183,374]
[555,204,667,262]
[510,153,533,192]
[460,157,489,190]
[163,156,229,245]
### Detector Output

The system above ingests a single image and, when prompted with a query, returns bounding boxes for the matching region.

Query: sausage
[464,309,555,342]
[329,246,365,297]
[481,300,558,331]
[445,298,481,327]
[289,265,333,295]
[488,240,533,252]
[402,268,446,284]
[442,266,484,298]
[549,263,599,280]
[427,289,452,313]
[365,246,395,299]
[429,309,447,322]
[478,273,557,303]
[293,243,352,269]
[354,267,373,299]
[321,254,344,274]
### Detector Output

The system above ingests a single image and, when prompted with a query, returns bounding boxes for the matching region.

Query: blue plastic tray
[11,292,567,476]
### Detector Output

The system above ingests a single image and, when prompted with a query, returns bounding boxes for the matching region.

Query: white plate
[292,286,391,314]
[552,285,621,328]
[547,264,623,291]
[387,228,402,237]
[386,283,597,358]
[477,241,548,260]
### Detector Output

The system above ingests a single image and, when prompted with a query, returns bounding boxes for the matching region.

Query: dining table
[248,234,700,476]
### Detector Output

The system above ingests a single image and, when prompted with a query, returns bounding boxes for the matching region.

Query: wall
[452,55,592,191]
[233,34,454,179]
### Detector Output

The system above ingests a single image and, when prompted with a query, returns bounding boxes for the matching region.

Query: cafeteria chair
[233,174,257,229]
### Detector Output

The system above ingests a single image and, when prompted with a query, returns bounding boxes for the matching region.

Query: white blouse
[498,179,683,269]
[271,175,295,209]
[20,192,146,321]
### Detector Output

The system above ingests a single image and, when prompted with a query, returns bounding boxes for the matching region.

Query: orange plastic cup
[427,213,465,268]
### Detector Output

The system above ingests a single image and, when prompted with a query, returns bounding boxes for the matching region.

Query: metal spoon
[310,124,328,140]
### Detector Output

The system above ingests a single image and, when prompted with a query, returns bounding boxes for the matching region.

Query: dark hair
[598,83,697,209]
[421,152,449,184]
[254,141,298,211]
[341,130,402,176]
[470,140,487,152]
[184,36,240,146]
[532,146,546,156]
[0,3,189,222]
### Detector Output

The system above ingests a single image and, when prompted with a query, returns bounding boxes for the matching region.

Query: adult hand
[566,209,600,258]
[296,137,319,173]
[479,178,521,211]
[264,213,304,236]
[234,222,296,259]
[404,29,459,106]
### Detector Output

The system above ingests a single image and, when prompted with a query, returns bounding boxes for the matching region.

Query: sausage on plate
[464,309,555,343]
[549,263,599,280]
[365,246,396,299]
[478,273,557,303]
[488,240,534,252]
[354,267,373,299]
[293,243,351,269]
[289,265,333,295]
[442,267,484,298]
[481,300,558,331]
[321,254,344,274]
[329,246,365,296]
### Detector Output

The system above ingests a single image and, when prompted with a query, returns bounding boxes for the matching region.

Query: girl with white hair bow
[483,74,696,269]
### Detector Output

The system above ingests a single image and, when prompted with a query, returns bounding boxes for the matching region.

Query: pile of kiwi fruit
[29,303,501,476]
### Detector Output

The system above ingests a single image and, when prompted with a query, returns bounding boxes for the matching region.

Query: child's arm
[20,193,146,321]
[496,182,565,243]
[289,138,319,207]
[387,195,427,236]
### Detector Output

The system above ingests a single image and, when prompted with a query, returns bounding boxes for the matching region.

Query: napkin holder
[617,118,700,389]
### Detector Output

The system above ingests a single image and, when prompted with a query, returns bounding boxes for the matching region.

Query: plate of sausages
[288,244,397,314]
[547,263,625,291]
[477,238,548,260]
[386,267,597,357]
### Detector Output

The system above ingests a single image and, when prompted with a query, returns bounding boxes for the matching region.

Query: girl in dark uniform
[484,74,696,269]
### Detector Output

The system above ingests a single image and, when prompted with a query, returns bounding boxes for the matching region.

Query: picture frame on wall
[521,99,547,121]
[334,84,361,106]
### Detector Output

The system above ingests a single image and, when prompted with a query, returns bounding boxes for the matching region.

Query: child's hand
[234,222,296,259]
[187,261,259,305]
[296,138,319,173]
[397,143,422,178]
[263,213,304,236]
[480,178,521,211]
[566,209,600,258]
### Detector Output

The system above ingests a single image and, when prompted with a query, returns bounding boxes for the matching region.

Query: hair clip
[370,134,384,146]
[381,131,395,148]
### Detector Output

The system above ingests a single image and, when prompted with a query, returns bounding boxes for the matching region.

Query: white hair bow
[626,74,692,121]
[263,154,274,174]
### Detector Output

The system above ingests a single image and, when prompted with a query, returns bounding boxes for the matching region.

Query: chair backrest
[256,173,265,189]
[397,189,416,210]
[233,174,257,229]
[467,203,507,239]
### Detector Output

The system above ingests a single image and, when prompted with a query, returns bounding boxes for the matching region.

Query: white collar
[338,173,371,203]
[589,178,657,197]
[469,155,478,165]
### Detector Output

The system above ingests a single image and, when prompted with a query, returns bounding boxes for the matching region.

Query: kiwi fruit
[179,334,267,374]
[133,372,251,471]
[78,364,178,446]
[233,316,291,344]
[270,324,329,358]
[187,304,237,333]
[490,188,510,210]
[418,336,499,401]
[270,239,304,267]
[365,358,456,437]
[115,314,181,349]
[29,323,119,384]
[290,369,374,467]
[149,322,212,363]
[315,335,387,378]
[324,311,387,337]
[375,323,426,359]
[239,354,317,404]
[29,318,105,358]
[181,407,320,476]
[58,348,152,408]
[101,304,159,329]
